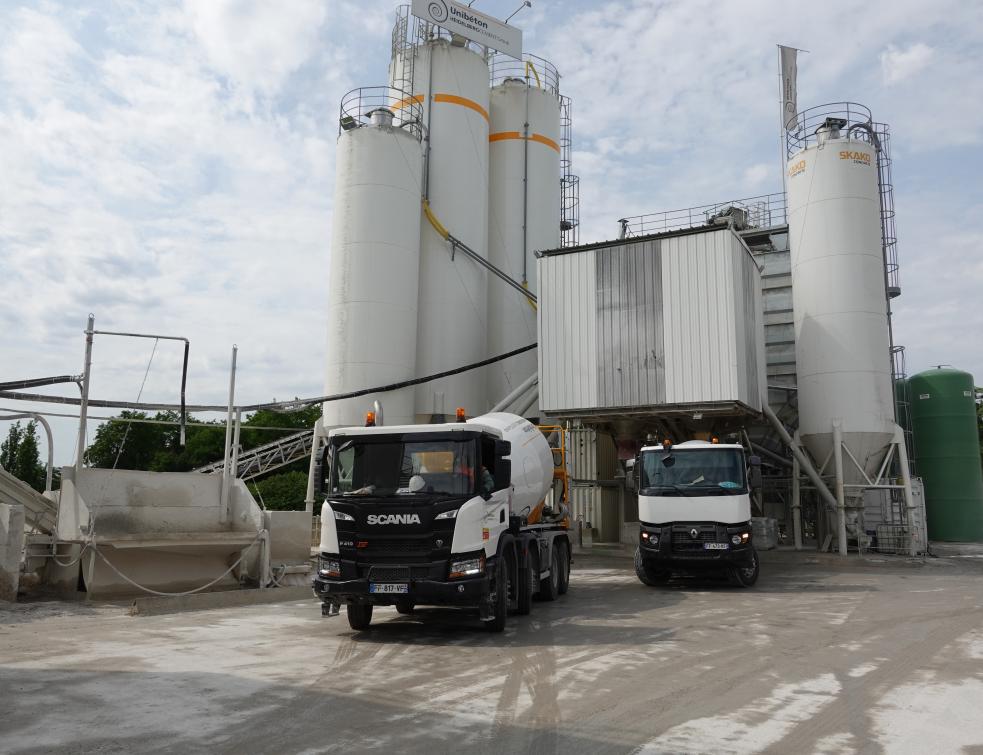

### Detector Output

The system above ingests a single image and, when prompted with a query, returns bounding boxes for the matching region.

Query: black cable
[0,344,538,414]
[180,340,189,446]
[0,375,82,391]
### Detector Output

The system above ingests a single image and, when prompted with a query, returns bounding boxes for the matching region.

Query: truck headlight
[318,555,341,578]
[449,554,485,579]
[731,535,742,545]
[333,510,354,522]
[435,509,458,520]
[641,531,659,546]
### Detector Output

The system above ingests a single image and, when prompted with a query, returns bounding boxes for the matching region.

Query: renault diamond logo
[690,528,699,539]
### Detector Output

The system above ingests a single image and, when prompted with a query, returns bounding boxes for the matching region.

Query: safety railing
[337,86,424,139]
[489,52,560,95]
[785,102,874,156]
[619,192,787,238]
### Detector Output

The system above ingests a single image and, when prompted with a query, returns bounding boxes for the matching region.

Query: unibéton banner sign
[411,0,523,60]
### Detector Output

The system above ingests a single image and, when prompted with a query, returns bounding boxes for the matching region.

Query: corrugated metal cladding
[538,227,765,416]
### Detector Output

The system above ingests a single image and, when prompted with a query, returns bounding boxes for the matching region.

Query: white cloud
[184,0,328,96]
[881,42,934,85]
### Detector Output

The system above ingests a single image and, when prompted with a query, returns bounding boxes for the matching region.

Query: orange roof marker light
[456,407,467,423]
[365,411,376,427]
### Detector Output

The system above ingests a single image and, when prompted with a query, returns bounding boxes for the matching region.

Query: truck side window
[481,437,499,492]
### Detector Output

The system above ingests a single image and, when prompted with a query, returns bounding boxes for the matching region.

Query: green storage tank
[909,367,983,542]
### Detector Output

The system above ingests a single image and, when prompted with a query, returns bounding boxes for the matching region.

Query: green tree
[250,470,309,511]
[1,420,46,491]
[83,411,171,470]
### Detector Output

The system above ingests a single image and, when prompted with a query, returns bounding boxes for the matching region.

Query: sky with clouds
[1,0,981,465]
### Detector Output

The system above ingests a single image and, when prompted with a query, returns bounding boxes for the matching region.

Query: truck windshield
[639,448,747,496]
[329,438,477,498]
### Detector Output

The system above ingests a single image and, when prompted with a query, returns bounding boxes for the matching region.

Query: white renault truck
[312,412,572,631]
[631,440,762,587]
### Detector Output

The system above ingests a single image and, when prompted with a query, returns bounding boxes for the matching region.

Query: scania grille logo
[366,514,421,525]
[690,528,699,539]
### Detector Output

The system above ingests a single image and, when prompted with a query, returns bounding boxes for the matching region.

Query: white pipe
[304,419,324,515]
[513,385,539,417]
[230,408,242,482]
[791,444,802,551]
[490,373,538,413]
[833,421,848,556]
[893,424,918,557]
[75,315,95,471]
[762,403,838,511]
[220,346,237,522]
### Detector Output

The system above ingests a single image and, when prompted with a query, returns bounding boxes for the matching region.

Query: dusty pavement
[1,552,982,754]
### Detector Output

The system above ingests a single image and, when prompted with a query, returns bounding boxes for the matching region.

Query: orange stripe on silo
[488,131,561,153]
[489,131,522,143]
[391,94,424,110]
[433,93,489,121]
[529,133,560,152]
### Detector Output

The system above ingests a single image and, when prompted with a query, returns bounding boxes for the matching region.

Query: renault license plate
[703,543,729,550]
[370,583,409,594]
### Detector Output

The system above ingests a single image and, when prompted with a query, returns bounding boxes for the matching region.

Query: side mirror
[624,458,637,491]
[493,439,512,492]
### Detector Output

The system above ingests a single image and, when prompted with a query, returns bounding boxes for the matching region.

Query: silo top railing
[338,86,424,140]
[785,102,874,157]
[489,52,560,96]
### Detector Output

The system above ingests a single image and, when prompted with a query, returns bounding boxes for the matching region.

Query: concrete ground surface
[2,551,982,754]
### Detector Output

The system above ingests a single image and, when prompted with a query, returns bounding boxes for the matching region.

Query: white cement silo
[324,103,424,427]
[486,61,561,413]
[392,38,491,421]
[786,121,895,481]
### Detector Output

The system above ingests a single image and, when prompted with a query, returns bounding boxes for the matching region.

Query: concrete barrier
[1,503,26,601]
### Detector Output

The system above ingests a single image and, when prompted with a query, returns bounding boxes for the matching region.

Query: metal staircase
[194,429,313,481]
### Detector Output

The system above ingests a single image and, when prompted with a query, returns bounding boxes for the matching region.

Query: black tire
[486,552,510,633]
[556,540,570,595]
[516,550,533,616]
[346,603,373,630]
[539,544,559,602]
[395,599,415,615]
[634,547,672,587]
[729,547,760,588]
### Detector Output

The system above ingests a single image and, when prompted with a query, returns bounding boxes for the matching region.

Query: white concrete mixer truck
[312,412,571,631]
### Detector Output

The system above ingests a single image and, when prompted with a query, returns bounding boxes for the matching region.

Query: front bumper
[312,572,490,606]
[638,523,755,566]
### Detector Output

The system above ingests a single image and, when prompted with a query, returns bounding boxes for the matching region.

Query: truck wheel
[516,550,534,616]
[539,545,559,602]
[486,553,510,633]
[395,599,415,615]
[729,548,759,588]
[634,547,671,587]
[556,540,570,595]
[346,603,373,630]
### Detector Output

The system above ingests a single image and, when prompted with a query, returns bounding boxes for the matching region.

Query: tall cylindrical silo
[392,38,490,421]
[786,120,895,482]
[324,103,423,427]
[909,367,983,542]
[486,65,561,413]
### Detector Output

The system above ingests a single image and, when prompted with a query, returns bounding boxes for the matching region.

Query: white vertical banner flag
[779,45,798,131]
